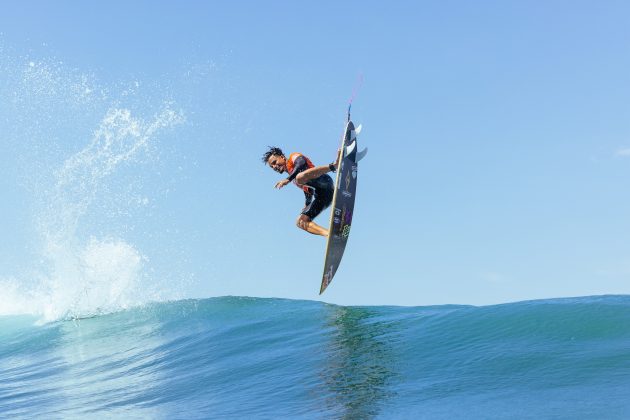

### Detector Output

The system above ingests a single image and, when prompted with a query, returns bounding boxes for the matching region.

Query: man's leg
[296,214,329,237]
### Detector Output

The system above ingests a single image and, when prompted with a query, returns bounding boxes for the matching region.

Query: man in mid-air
[262,147,338,237]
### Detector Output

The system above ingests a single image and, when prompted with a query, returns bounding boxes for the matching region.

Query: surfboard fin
[357,147,368,162]
[346,123,365,162]
[344,140,357,158]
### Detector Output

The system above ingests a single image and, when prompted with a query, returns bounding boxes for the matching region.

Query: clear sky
[2,0,630,309]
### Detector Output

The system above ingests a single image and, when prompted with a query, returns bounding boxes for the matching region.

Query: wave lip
[2,295,630,418]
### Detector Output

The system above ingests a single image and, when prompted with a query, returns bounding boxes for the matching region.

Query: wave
[2,295,630,418]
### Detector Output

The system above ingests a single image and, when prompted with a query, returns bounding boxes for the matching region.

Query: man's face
[267,155,286,174]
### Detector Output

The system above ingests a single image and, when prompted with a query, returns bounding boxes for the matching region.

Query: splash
[41,107,183,321]
[0,238,146,321]
[1,48,186,322]
[43,106,185,240]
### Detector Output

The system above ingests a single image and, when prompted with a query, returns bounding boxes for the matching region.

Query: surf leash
[347,73,364,121]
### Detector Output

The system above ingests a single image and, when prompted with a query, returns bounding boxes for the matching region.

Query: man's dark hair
[262,146,284,164]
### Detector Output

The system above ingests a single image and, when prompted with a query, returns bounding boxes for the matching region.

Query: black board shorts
[301,174,334,219]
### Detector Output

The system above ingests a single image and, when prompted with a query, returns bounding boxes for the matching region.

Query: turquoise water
[2,295,630,418]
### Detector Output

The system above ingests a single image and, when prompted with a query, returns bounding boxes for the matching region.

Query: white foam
[0,238,146,322]
[0,47,190,322]
[2,99,184,322]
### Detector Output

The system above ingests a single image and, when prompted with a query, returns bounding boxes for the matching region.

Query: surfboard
[319,119,365,294]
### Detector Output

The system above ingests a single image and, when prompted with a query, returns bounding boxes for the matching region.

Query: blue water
[2,295,630,418]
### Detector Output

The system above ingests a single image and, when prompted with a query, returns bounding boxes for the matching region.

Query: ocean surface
[2,295,630,419]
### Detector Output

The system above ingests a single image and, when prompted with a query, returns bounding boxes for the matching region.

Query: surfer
[262,147,338,237]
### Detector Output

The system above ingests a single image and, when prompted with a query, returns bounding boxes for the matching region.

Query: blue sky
[2,0,630,308]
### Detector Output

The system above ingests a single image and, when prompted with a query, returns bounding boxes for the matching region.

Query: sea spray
[40,106,185,242]
[0,49,186,322]
[35,107,184,321]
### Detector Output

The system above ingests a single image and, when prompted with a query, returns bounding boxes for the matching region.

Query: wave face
[2,295,630,418]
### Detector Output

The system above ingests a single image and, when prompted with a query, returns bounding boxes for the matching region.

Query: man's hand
[328,148,342,172]
[275,179,290,189]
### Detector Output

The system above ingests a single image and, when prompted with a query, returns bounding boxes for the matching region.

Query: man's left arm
[275,178,290,189]
[276,156,310,189]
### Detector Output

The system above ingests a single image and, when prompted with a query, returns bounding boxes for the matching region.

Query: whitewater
[0,43,188,323]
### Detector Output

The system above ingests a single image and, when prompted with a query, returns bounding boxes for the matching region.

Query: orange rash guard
[286,152,314,194]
